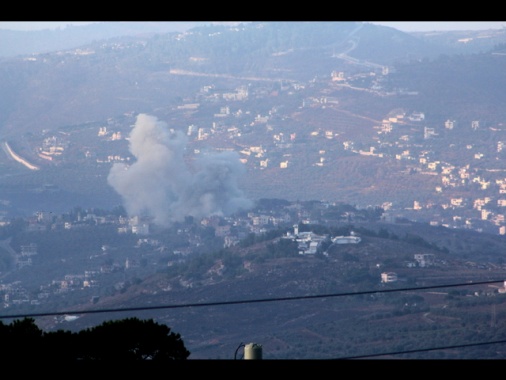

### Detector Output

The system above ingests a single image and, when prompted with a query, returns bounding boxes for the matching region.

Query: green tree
[0,317,190,361]
[76,317,190,361]
[0,318,43,360]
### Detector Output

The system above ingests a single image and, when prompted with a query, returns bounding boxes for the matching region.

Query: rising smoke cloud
[107,113,254,226]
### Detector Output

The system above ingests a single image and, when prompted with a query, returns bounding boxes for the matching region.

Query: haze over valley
[2,22,506,360]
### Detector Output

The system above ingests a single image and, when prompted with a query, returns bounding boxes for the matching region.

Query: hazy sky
[371,21,505,32]
[0,22,97,30]
[0,21,504,32]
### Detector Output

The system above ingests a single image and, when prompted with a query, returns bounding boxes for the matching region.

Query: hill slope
[31,220,506,359]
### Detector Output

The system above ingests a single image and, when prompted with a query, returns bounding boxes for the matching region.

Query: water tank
[244,343,262,360]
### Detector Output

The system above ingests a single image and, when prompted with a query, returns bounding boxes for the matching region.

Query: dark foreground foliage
[0,317,190,361]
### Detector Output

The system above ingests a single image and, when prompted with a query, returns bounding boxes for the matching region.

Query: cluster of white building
[283,225,361,255]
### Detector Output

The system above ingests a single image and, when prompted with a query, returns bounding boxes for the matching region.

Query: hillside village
[2,27,506,319]
[0,200,369,309]
[6,37,506,238]
[0,23,503,358]
[1,192,506,318]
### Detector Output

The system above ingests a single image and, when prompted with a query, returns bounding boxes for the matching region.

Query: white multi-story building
[381,272,398,283]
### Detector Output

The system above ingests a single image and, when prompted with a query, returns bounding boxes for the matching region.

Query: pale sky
[0,22,97,30]
[0,21,504,32]
[370,22,506,32]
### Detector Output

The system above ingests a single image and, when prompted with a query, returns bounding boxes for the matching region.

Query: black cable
[2,278,505,360]
[0,278,503,320]
[336,339,506,360]
[234,342,245,360]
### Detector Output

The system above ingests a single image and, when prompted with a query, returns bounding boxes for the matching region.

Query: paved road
[2,141,39,170]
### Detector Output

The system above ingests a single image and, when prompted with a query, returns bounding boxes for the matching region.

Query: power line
[2,277,506,360]
[336,339,506,359]
[0,278,503,320]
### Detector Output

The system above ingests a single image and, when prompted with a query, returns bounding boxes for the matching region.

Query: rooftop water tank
[244,343,262,360]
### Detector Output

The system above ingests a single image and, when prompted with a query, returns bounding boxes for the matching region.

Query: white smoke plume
[107,113,253,226]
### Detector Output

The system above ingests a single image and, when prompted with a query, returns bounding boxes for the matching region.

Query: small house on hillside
[381,272,398,283]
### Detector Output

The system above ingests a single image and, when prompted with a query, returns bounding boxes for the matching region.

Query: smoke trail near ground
[107,113,253,226]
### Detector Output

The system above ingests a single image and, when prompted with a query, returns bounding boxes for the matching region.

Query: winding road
[2,141,39,170]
